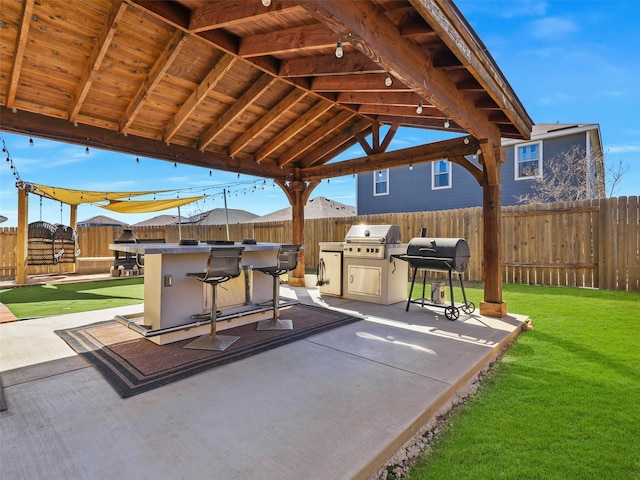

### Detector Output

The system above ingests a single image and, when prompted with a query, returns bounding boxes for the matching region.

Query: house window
[374,169,388,195]
[432,160,451,189]
[516,141,542,179]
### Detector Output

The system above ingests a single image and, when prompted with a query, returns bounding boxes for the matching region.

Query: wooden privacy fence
[1,196,638,292]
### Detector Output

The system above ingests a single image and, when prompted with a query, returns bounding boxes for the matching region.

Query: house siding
[357,129,595,214]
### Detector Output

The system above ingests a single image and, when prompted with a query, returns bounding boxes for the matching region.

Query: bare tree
[605,156,630,198]
[516,146,603,204]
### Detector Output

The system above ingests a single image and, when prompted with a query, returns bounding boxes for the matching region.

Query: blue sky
[1,0,638,227]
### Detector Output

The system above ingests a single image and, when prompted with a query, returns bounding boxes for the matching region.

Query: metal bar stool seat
[184,246,245,351]
[255,244,301,331]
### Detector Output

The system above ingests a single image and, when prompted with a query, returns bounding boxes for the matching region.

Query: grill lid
[344,224,401,245]
[403,237,470,272]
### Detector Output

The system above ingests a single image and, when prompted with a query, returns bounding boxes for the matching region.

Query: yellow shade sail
[100,196,205,214]
[28,183,164,206]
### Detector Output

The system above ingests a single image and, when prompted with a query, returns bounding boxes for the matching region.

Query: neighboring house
[132,215,184,227]
[185,208,258,225]
[77,215,127,227]
[251,196,355,223]
[356,123,605,214]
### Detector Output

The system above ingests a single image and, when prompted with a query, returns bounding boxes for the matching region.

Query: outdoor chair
[184,246,245,351]
[254,244,301,331]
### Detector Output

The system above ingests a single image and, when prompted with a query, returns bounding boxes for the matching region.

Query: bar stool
[255,244,301,331]
[184,246,245,351]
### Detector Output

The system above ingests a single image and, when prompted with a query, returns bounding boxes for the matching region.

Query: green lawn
[0,277,144,319]
[406,283,640,480]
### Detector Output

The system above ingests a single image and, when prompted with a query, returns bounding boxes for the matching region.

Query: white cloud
[531,16,579,39]
[607,145,640,154]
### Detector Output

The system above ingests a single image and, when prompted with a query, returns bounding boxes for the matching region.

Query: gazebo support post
[275,175,319,287]
[479,143,507,317]
[15,185,28,285]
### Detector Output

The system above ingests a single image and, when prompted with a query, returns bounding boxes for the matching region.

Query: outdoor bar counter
[109,242,298,344]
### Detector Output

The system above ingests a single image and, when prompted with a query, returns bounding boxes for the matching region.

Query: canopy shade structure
[100,196,205,214]
[24,182,167,206]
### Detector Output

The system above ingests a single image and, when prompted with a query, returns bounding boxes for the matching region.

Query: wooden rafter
[229,88,308,157]
[198,74,278,151]
[278,110,355,167]
[163,53,237,142]
[68,0,127,122]
[6,0,35,109]
[300,119,372,168]
[238,24,336,58]
[120,30,187,133]
[255,100,333,163]
[279,55,383,78]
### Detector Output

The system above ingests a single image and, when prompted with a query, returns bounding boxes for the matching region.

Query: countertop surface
[109,242,288,255]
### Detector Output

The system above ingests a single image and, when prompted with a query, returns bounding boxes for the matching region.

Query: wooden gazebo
[0,0,532,316]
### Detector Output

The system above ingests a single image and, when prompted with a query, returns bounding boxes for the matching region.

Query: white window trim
[431,160,452,190]
[515,140,543,180]
[373,168,389,196]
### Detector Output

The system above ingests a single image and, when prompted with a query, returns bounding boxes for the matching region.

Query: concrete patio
[0,285,527,479]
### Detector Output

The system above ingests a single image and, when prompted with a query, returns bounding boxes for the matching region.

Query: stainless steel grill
[339,224,407,305]
[343,224,401,259]
[394,236,475,320]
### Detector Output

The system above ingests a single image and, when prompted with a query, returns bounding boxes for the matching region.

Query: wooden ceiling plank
[199,74,278,151]
[254,100,333,163]
[299,0,500,143]
[6,0,36,109]
[68,0,128,122]
[229,88,309,157]
[278,110,355,167]
[163,53,237,142]
[238,24,336,58]
[302,135,480,181]
[120,30,187,133]
[189,0,300,33]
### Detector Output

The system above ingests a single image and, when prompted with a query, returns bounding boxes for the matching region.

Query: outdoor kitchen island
[109,242,299,345]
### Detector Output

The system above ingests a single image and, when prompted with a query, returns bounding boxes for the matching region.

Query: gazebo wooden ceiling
[1,0,533,315]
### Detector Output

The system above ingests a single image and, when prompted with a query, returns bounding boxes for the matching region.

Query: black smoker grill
[394,237,475,320]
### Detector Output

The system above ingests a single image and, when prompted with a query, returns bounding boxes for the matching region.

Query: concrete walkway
[0,286,527,479]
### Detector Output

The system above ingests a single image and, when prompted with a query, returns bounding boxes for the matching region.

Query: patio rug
[55,304,361,398]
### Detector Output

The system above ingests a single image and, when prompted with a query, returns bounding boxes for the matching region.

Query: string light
[261,0,271,5]
[136,156,140,164]
[85,146,89,155]
[29,135,34,147]
[416,101,423,114]
[335,39,343,58]
[444,118,450,128]
[385,72,392,87]
[409,163,413,170]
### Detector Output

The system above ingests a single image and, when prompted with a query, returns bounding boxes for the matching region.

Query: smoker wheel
[462,301,475,314]
[444,305,459,321]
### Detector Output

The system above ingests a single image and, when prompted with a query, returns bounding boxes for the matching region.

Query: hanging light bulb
[335,39,343,58]
[209,170,212,176]
[174,162,177,168]
[136,156,140,164]
[463,137,470,144]
[384,72,392,87]
[261,0,271,5]
[85,146,89,155]
[416,101,423,114]
[444,118,450,128]
[409,163,413,171]
[29,135,34,147]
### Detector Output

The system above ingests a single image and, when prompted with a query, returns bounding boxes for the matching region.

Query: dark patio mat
[55,304,361,398]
